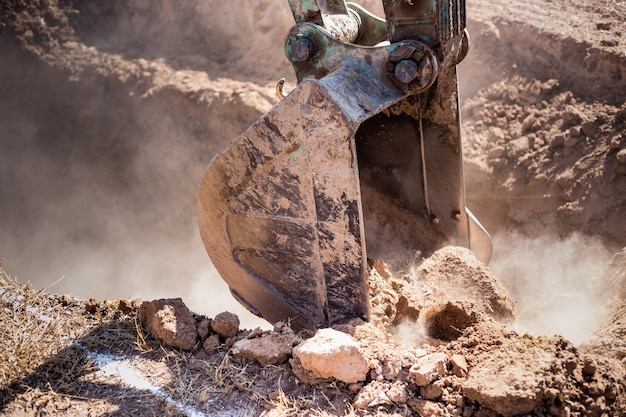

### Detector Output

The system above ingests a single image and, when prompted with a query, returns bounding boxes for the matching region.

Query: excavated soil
[1,0,626,416]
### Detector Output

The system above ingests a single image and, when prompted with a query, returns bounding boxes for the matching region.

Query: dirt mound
[463,75,626,247]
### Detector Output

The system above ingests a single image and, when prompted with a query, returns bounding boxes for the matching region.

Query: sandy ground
[1,0,626,416]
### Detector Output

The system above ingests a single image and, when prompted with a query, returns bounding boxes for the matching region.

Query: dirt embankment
[1,0,626,416]
[460,1,626,247]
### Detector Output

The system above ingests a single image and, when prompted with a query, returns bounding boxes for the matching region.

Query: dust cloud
[0,43,268,330]
[392,321,430,346]
[489,232,614,345]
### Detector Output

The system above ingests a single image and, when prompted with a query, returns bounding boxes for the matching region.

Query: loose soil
[1,0,626,416]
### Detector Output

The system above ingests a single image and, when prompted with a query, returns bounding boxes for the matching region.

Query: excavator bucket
[197,0,491,330]
[198,81,369,330]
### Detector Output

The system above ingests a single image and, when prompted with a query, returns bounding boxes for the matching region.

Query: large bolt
[416,58,435,88]
[394,59,419,84]
[291,37,315,62]
[388,43,439,92]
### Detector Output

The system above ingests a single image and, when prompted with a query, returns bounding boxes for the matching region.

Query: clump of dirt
[357,247,515,343]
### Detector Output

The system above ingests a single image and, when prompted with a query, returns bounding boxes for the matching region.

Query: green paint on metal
[291,145,305,160]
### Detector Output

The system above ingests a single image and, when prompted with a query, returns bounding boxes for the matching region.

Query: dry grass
[0,270,90,388]
[0,268,313,416]
[0,269,158,414]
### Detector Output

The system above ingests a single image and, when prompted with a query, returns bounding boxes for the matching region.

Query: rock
[408,398,445,417]
[211,311,239,338]
[408,352,448,387]
[488,127,506,142]
[247,327,264,338]
[462,345,555,416]
[394,294,421,323]
[232,328,297,366]
[548,134,565,149]
[139,298,197,350]
[489,157,507,169]
[560,107,583,129]
[451,354,469,377]
[506,136,531,159]
[487,145,506,159]
[556,172,574,189]
[421,379,444,400]
[289,355,327,385]
[616,149,626,165]
[197,318,211,339]
[582,357,597,376]
[540,79,559,94]
[616,105,626,123]
[202,334,220,354]
[386,380,409,403]
[521,114,541,132]
[353,380,409,409]
[609,135,623,150]
[292,328,369,384]
[569,126,582,138]
[353,381,391,408]
[581,120,598,136]
[505,85,519,102]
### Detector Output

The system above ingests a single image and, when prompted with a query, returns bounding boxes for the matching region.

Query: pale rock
[353,381,391,409]
[451,354,469,377]
[232,329,297,366]
[488,127,506,141]
[462,346,554,416]
[292,328,369,384]
[386,381,409,403]
[487,145,506,159]
[506,136,531,159]
[421,379,444,400]
[353,381,408,409]
[408,352,448,386]
[408,398,445,417]
[289,356,326,385]
[139,298,197,350]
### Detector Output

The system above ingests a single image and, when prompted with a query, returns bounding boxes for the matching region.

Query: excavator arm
[197,0,491,330]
